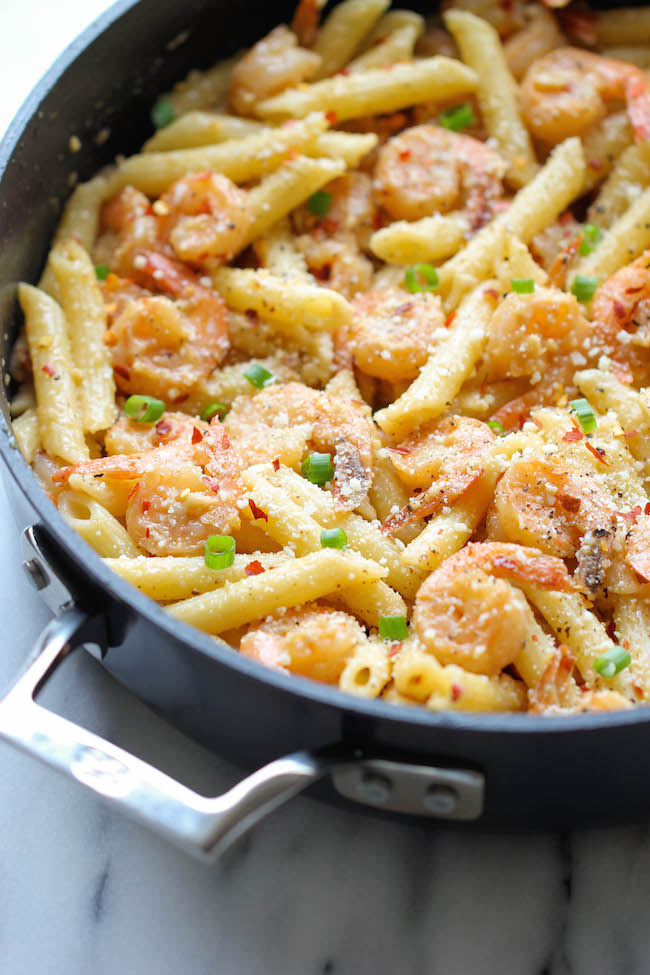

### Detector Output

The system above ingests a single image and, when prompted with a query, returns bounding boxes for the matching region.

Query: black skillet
[0,0,647,859]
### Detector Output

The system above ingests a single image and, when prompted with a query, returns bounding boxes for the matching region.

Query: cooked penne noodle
[596,7,650,45]
[570,187,650,284]
[580,111,632,193]
[143,111,264,152]
[587,142,650,229]
[338,639,391,697]
[312,0,390,78]
[12,408,40,464]
[57,490,140,557]
[370,213,468,265]
[613,597,650,701]
[348,10,424,71]
[166,52,243,116]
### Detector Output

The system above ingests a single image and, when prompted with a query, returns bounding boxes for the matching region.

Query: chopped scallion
[378,615,408,642]
[301,452,334,485]
[320,527,347,549]
[204,535,236,570]
[578,223,602,256]
[487,420,507,437]
[124,394,165,423]
[201,402,227,422]
[594,646,631,679]
[244,364,275,389]
[306,189,332,218]
[94,263,110,281]
[570,397,597,434]
[511,278,535,294]
[404,263,438,293]
[151,98,175,129]
[439,103,475,132]
[571,274,598,303]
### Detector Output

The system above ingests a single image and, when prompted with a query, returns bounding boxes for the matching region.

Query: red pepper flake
[155,419,172,436]
[558,210,574,225]
[272,458,280,472]
[484,287,499,299]
[145,527,150,539]
[444,311,456,329]
[588,158,603,171]
[562,427,583,443]
[141,499,150,513]
[388,642,401,657]
[245,309,259,325]
[245,560,265,577]
[625,284,644,295]
[518,413,528,430]
[613,299,627,320]
[249,498,268,521]
[202,475,220,493]
[41,363,56,377]
[645,502,650,516]
[283,146,298,164]
[399,149,411,162]
[451,683,463,702]
[114,364,131,381]
[127,483,139,502]
[372,211,384,230]
[530,416,544,430]
[191,426,203,444]
[325,110,338,125]
[558,494,581,513]
[584,442,609,465]
[623,429,639,438]
[388,445,411,455]
[322,218,341,235]
[394,302,414,315]
[617,506,642,524]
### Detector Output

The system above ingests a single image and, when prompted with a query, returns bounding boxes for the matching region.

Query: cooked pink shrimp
[240,605,366,683]
[224,381,374,510]
[294,172,377,249]
[382,415,495,532]
[54,418,246,556]
[625,513,650,581]
[413,542,572,675]
[94,186,158,276]
[156,172,252,266]
[104,411,209,455]
[228,25,321,116]
[296,232,374,300]
[291,0,326,47]
[590,249,650,385]
[520,47,650,145]
[374,123,506,230]
[349,286,447,381]
[441,0,528,38]
[503,6,566,81]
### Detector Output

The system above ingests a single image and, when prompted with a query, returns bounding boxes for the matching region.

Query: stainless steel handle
[0,607,336,860]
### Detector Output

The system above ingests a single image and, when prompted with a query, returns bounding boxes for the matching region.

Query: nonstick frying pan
[1,0,648,860]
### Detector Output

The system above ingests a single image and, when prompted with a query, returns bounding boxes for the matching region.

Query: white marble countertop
[2,3,650,973]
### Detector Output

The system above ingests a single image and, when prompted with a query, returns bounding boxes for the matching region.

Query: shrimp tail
[133,250,198,297]
[488,549,574,591]
[625,72,650,142]
[381,469,483,534]
[332,440,372,511]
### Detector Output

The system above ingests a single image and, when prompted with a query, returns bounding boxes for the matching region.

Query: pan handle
[0,606,337,860]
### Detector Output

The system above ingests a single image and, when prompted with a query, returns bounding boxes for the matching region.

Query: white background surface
[2,4,650,974]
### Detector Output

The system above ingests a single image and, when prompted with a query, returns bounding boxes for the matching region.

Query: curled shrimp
[224,381,374,510]
[95,186,158,277]
[374,123,506,230]
[104,411,208,455]
[413,541,572,675]
[294,173,377,250]
[240,605,366,683]
[440,0,528,38]
[590,249,650,385]
[520,47,650,145]
[54,417,245,556]
[625,513,650,581]
[349,286,447,381]
[503,6,566,82]
[382,415,496,532]
[228,25,321,116]
[156,172,252,267]
[296,233,373,300]
[291,0,326,47]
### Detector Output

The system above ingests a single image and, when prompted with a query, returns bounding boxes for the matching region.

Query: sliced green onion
[594,646,631,679]
[301,452,334,485]
[511,278,535,294]
[487,420,507,437]
[306,189,332,218]
[94,263,110,281]
[378,615,408,642]
[404,263,439,293]
[571,274,598,303]
[570,397,597,434]
[204,534,236,570]
[439,103,475,132]
[124,394,165,423]
[201,402,227,422]
[244,363,275,389]
[578,223,602,256]
[151,97,175,129]
[320,527,347,549]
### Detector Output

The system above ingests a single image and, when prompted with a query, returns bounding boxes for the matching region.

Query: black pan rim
[2,0,649,740]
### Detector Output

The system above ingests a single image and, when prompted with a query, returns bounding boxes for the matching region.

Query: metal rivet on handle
[22,559,49,592]
[355,772,393,805]
[423,785,458,816]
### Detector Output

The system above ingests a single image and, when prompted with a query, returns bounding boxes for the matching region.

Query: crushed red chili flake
[484,287,499,299]
[245,560,265,576]
[645,502,650,515]
[388,445,411,455]
[127,484,139,501]
[530,416,544,430]
[245,309,259,325]
[616,505,642,524]
[272,458,280,471]
[584,442,609,465]
[41,363,56,377]
[155,419,172,436]
[191,426,203,444]
[283,146,298,164]
[399,149,411,161]
[451,683,463,702]
[623,429,639,438]
[394,302,414,315]
[388,642,401,658]
[249,498,268,521]
[613,299,627,320]
[558,494,581,513]
[444,311,456,329]
[562,427,583,442]
[114,364,131,381]
[141,499,150,513]
[325,110,337,124]
[202,475,220,493]
[588,158,603,171]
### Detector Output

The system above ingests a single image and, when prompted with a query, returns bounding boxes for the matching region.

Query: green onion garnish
[204,534,236,570]
[244,364,275,389]
[570,397,597,434]
[301,452,334,485]
[511,278,535,294]
[94,264,110,281]
[320,527,347,549]
[594,646,631,679]
[404,263,439,293]
[571,274,598,304]
[201,402,227,422]
[439,103,476,132]
[578,223,602,256]
[124,394,165,423]
[151,98,175,129]
[306,189,332,218]
[487,420,507,436]
[378,615,409,642]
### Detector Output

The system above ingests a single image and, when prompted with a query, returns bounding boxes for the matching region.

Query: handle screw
[423,785,459,816]
[356,771,393,805]
[22,559,49,592]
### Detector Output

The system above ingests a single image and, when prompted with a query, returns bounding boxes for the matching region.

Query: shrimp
[94,186,158,277]
[625,513,650,581]
[349,286,447,381]
[224,381,374,510]
[228,25,321,117]
[54,417,246,557]
[441,0,528,38]
[291,0,326,47]
[374,124,506,229]
[520,47,650,145]
[104,411,208,455]
[382,415,496,531]
[590,250,650,385]
[492,458,616,560]
[240,605,366,683]
[296,232,374,300]
[156,172,252,266]
[294,173,377,250]
[503,5,566,82]
[413,541,572,675]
